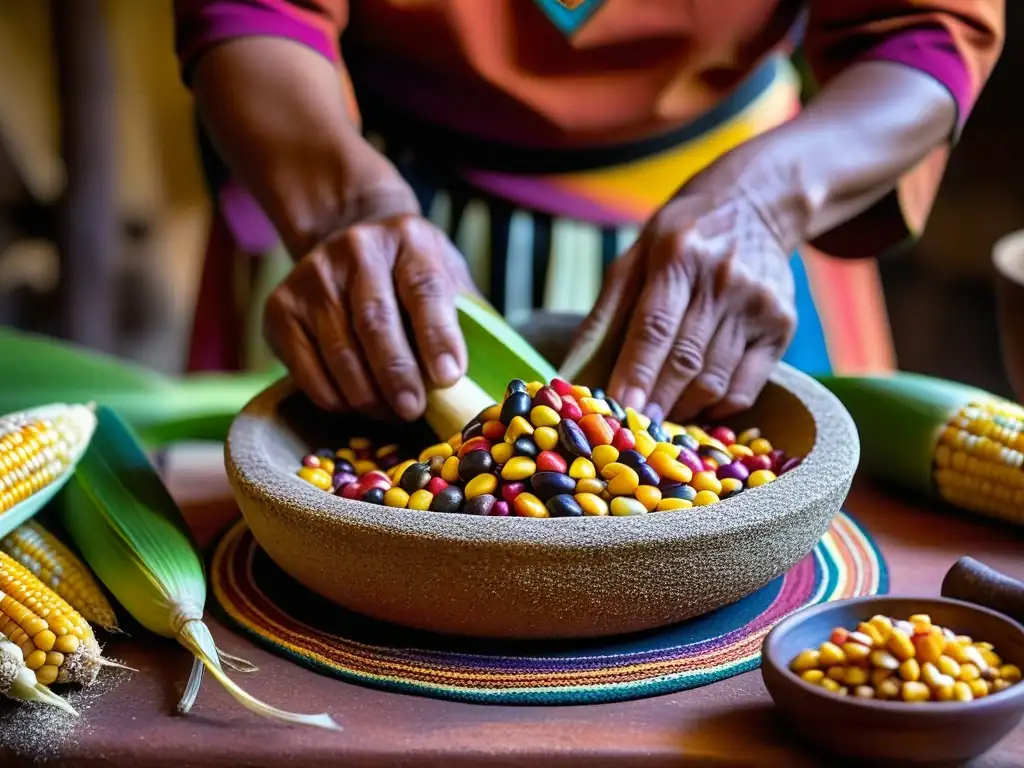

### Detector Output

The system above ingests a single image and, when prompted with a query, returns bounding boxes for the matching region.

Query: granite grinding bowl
[761,596,1024,765]
[224,360,860,639]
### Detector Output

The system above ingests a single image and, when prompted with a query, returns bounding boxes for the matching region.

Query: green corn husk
[0,633,78,716]
[59,406,340,731]
[0,328,279,447]
[455,293,558,401]
[0,403,97,540]
[814,372,995,495]
[420,295,559,440]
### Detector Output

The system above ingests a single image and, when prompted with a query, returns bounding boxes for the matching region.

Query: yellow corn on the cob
[0,406,94,514]
[1,521,119,632]
[0,550,108,687]
[934,399,1024,523]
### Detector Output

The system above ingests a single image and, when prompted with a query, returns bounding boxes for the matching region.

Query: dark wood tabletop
[3,444,1024,767]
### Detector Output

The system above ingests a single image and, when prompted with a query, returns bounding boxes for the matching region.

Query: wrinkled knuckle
[403,267,449,302]
[693,370,730,401]
[626,360,659,391]
[636,311,677,348]
[667,337,704,377]
[354,297,397,334]
[417,321,455,353]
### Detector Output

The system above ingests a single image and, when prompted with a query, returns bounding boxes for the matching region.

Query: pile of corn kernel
[789,613,1022,702]
[296,378,803,516]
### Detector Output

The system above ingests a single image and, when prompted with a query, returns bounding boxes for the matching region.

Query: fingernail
[434,353,461,385]
[395,391,422,421]
[620,386,646,411]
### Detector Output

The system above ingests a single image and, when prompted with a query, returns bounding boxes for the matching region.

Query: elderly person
[174,0,1003,422]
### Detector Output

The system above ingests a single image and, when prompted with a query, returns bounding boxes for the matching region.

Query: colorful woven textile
[210,511,887,705]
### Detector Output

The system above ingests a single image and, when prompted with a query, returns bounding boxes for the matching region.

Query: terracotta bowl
[762,596,1024,765]
[224,357,859,639]
[993,230,1024,402]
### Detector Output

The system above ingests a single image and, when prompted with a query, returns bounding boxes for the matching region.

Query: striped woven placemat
[210,511,887,705]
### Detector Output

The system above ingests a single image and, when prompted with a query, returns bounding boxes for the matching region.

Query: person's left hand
[570,190,798,422]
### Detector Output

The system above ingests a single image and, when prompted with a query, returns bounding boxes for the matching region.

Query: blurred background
[0,1,1020,397]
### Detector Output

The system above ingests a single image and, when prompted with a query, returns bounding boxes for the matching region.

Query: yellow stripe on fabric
[538,60,802,220]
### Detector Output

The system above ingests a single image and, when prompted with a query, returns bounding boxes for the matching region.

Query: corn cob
[0,632,77,715]
[934,399,1024,523]
[0,404,94,514]
[0,549,113,687]
[1,521,119,632]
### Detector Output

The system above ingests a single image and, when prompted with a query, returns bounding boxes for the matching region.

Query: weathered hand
[264,214,476,421]
[573,193,797,421]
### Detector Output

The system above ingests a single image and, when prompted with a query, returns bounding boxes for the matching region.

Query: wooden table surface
[3,443,1024,767]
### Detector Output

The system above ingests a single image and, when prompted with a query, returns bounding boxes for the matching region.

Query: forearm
[687,61,957,252]
[191,37,419,259]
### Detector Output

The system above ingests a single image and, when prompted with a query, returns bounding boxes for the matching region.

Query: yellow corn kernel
[569,458,596,480]
[389,459,416,483]
[503,416,534,443]
[633,431,657,458]
[899,658,921,682]
[533,427,559,452]
[591,445,620,471]
[844,666,869,686]
[870,650,900,671]
[913,633,944,664]
[465,474,498,499]
[383,487,410,509]
[441,456,461,484]
[818,642,845,667]
[981,649,1002,668]
[887,629,915,661]
[652,442,681,459]
[857,622,885,647]
[819,678,842,693]
[952,681,973,701]
[969,678,990,698]
[959,663,981,682]
[869,615,894,642]
[407,490,433,511]
[525,382,543,398]
[921,662,949,689]
[529,406,561,428]
[491,443,515,465]
[635,486,662,512]
[871,668,894,687]
[574,493,609,517]
[800,669,824,685]
[418,443,453,463]
[937,655,960,678]
[501,457,536,482]
[901,681,931,702]
[842,642,871,665]
[999,664,1022,683]
[1,521,118,632]
[297,466,332,491]
[0,551,100,686]
[876,678,901,700]
[992,679,1012,693]
[826,666,846,682]
[935,683,955,702]
[853,685,875,699]
[656,498,693,511]
[352,459,377,475]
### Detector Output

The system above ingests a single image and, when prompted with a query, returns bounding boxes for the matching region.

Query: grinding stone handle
[941,556,1024,624]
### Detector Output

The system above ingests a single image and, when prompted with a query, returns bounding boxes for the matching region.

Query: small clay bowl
[225,361,859,639]
[761,596,1024,765]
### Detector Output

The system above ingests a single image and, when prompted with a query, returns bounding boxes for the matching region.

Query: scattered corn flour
[0,666,132,762]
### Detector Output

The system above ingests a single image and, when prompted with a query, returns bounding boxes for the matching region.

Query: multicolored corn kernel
[789,612,1021,703]
[295,379,802,517]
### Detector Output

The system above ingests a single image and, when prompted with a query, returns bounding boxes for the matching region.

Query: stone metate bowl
[224,355,860,640]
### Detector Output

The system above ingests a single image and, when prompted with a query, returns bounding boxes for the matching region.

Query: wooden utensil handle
[942,556,1024,624]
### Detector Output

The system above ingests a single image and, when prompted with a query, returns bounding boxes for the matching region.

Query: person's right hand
[264,214,476,422]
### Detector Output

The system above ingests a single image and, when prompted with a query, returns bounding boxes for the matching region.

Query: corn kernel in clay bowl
[761,596,1024,765]
[226,361,858,639]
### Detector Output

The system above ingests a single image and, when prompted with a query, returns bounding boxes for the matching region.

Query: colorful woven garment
[211,511,887,705]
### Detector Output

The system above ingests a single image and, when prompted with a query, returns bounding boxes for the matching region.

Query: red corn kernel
[741,454,773,472]
[536,451,568,474]
[425,477,449,495]
[458,436,493,459]
[550,378,573,397]
[501,482,526,504]
[612,428,635,451]
[710,426,736,446]
[559,396,583,421]
[482,420,507,441]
